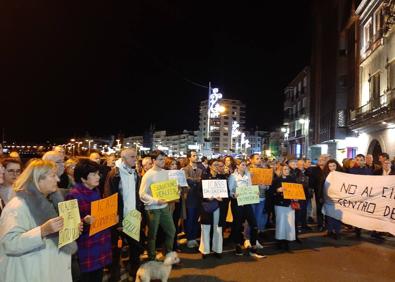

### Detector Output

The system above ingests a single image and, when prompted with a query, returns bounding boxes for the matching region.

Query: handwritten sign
[58,199,81,248]
[323,171,395,235]
[282,182,306,200]
[122,210,141,242]
[89,193,118,236]
[151,179,179,202]
[168,170,188,187]
[236,185,260,206]
[202,179,228,198]
[250,168,273,185]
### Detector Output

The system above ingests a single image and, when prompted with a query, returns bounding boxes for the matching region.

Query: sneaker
[235,245,243,256]
[187,240,198,248]
[243,239,252,249]
[248,250,267,259]
[255,240,264,249]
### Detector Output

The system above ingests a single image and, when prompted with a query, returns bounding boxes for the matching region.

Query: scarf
[16,183,77,255]
[116,159,136,216]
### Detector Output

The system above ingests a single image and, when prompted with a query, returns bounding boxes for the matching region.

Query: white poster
[202,179,228,198]
[323,171,395,235]
[168,170,188,187]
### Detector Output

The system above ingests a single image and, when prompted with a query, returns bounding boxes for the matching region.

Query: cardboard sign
[250,168,273,185]
[89,193,118,236]
[282,182,306,200]
[58,199,81,248]
[122,209,141,242]
[236,185,260,206]
[151,179,179,202]
[202,179,228,198]
[168,170,188,187]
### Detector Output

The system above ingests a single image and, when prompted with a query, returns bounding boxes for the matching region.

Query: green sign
[122,209,141,241]
[236,185,260,206]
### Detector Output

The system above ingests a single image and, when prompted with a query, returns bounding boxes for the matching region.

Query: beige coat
[0,197,72,282]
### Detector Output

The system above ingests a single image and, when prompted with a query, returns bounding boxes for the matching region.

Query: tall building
[283,67,311,159]
[310,0,360,161]
[199,98,246,154]
[349,0,395,161]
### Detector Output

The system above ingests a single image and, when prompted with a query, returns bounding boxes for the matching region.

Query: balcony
[349,90,395,128]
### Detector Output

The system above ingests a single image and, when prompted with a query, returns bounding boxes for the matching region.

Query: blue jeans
[251,198,267,232]
[185,207,200,241]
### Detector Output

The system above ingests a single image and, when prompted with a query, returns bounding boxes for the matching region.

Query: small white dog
[135,251,180,282]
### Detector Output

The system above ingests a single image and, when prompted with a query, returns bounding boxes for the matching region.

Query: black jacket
[103,166,143,225]
[269,175,296,207]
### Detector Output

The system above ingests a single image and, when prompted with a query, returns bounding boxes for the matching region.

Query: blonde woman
[0,159,78,282]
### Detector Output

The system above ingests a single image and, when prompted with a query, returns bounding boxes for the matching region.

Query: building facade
[310,0,360,162]
[283,67,311,159]
[350,0,395,161]
[199,98,246,154]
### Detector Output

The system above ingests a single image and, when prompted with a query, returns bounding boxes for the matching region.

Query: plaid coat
[66,183,112,273]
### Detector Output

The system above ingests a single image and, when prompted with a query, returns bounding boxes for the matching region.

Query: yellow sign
[236,186,260,206]
[122,210,141,242]
[151,179,179,202]
[250,168,273,185]
[89,193,118,236]
[282,182,306,200]
[58,199,81,248]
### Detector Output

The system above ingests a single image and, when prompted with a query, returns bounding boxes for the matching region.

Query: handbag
[202,200,219,213]
[290,200,300,210]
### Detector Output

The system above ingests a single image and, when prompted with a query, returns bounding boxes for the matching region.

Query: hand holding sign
[89,193,118,236]
[151,179,179,202]
[282,183,306,200]
[58,199,81,248]
[250,168,273,185]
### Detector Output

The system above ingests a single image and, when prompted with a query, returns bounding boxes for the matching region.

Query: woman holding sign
[199,159,228,259]
[66,159,112,282]
[228,159,266,258]
[269,164,296,251]
[0,159,77,282]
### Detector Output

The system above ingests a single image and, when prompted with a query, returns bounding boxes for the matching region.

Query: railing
[350,90,395,121]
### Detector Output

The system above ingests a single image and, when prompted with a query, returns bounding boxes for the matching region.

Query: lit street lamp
[86,139,93,155]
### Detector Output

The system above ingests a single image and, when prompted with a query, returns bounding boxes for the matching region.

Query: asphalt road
[169,229,395,282]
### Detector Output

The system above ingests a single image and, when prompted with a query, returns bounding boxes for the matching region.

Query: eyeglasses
[6,169,21,174]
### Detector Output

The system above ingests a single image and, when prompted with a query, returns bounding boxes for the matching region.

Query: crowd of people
[0,147,394,282]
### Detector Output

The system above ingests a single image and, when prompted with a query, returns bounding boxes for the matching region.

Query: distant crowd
[0,147,394,282]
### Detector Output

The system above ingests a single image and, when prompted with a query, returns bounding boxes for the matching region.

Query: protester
[270,164,296,251]
[0,158,22,205]
[104,148,143,282]
[322,159,343,240]
[0,159,77,282]
[228,159,266,258]
[183,150,203,249]
[139,150,176,261]
[66,159,112,282]
[0,163,6,215]
[199,159,228,259]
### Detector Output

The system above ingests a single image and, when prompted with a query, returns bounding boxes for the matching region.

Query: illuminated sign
[208,88,223,118]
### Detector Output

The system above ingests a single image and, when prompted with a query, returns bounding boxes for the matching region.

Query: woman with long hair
[322,159,343,239]
[0,159,77,282]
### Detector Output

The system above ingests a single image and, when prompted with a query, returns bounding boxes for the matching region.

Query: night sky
[1,1,312,143]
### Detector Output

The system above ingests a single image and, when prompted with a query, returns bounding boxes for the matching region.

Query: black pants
[295,200,307,228]
[80,268,103,282]
[230,198,258,246]
[315,197,324,227]
[109,228,144,281]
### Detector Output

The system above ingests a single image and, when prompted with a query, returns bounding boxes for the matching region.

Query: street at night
[168,230,395,282]
[2,1,395,282]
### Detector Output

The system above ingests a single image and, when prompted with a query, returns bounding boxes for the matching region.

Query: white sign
[323,171,395,235]
[202,179,228,198]
[168,170,188,187]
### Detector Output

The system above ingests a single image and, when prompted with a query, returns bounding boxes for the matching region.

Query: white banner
[202,179,228,198]
[168,170,188,187]
[323,171,395,235]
